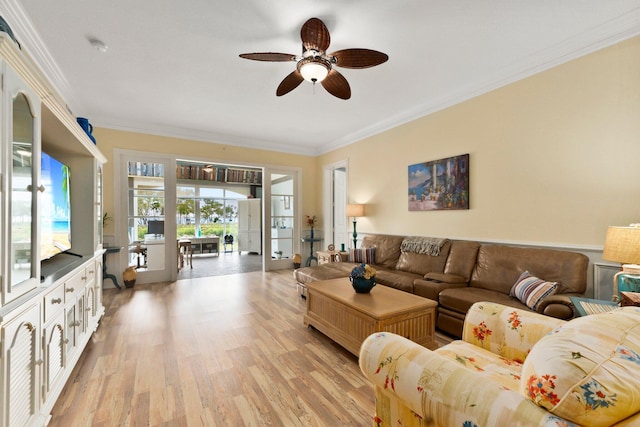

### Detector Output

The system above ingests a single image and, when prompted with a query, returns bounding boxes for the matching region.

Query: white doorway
[323,160,349,253]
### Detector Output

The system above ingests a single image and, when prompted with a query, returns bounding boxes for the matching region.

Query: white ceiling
[4,0,640,155]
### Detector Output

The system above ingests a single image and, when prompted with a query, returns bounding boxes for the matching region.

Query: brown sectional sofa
[293,234,589,337]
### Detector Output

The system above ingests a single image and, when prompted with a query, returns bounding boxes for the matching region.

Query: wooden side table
[317,250,348,265]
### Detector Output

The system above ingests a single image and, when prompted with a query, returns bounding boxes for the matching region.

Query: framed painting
[408,153,469,211]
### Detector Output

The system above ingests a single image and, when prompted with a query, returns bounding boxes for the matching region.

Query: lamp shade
[603,226,640,265]
[346,204,365,217]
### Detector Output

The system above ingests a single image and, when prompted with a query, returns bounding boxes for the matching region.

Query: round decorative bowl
[350,277,376,293]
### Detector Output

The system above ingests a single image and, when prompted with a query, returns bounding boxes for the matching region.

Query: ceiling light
[298,58,330,83]
[89,38,108,53]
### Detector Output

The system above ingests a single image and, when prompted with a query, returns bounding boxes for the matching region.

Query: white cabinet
[0,303,41,427]
[238,199,262,254]
[0,32,106,426]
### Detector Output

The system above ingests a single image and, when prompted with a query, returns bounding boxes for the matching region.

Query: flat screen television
[40,151,71,260]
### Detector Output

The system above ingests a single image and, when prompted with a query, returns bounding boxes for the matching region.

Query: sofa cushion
[348,247,375,264]
[439,287,528,316]
[293,262,355,284]
[509,271,558,311]
[520,307,640,427]
[470,244,588,294]
[395,239,450,276]
[444,240,480,281]
[374,269,419,293]
[361,234,405,269]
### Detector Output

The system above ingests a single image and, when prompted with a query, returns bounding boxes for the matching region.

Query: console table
[301,236,322,266]
[103,246,123,289]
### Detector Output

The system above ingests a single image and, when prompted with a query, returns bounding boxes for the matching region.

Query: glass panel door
[265,170,297,270]
[6,83,40,302]
[10,93,35,287]
[126,161,166,277]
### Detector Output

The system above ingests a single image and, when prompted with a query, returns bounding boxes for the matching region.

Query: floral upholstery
[520,307,640,426]
[359,302,640,427]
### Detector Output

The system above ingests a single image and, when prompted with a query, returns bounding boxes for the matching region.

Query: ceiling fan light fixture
[298,58,330,83]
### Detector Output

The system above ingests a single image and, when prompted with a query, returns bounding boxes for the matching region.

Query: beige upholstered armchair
[360,302,640,427]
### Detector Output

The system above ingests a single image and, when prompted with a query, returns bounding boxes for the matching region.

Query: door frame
[114,149,177,284]
[322,159,349,254]
[263,166,301,271]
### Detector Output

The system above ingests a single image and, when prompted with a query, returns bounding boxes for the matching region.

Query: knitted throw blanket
[400,236,449,256]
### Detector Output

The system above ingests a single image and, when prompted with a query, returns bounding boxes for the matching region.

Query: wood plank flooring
[48,270,451,426]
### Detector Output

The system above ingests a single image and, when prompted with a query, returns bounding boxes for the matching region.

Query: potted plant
[349,263,377,293]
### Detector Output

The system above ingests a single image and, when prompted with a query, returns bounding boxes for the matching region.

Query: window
[176,185,246,246]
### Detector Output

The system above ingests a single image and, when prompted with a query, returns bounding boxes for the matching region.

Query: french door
[264,167,300,271]
[116,151,175,284]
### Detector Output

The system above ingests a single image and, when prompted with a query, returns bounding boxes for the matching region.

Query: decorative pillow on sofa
[519,307,640,427]
[510,271,558,311]
[348,247,375,264]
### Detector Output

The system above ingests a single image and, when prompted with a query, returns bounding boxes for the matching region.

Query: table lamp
[346,203,365,249]
[602,224,640,302]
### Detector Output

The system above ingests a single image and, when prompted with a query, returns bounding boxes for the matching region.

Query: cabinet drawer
[43,283,65,324]
[86,262,97,285]
[64,270,86,302]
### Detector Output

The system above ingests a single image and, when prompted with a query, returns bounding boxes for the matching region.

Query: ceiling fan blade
[239,52,296,62]
[330,48,389,69]
[276,70,304,96]
[321,69,351,100]
[301,18,330,52]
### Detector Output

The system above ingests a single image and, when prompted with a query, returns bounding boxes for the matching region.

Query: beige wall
[320,36,640,248]
[93,128,317,237]
[96,36,640,250]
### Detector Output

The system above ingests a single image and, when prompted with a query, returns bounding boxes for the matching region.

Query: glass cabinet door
[96,165,103,249]
[3,67,41,304]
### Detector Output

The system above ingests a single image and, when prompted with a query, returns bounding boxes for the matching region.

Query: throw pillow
[348,247,375,264]
[520,307,640,426]
[510,271,558,311]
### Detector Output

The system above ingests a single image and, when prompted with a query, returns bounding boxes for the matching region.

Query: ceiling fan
[239,17,388,100]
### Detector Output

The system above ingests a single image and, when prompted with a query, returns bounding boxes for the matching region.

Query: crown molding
[93,118,319,157]
[4,0,639,156]
[321,8,640,154]
[0,0,84,115]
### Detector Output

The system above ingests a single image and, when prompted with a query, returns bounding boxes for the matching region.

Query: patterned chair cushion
[520,307,640,427]
[435,340,522,391]
[462,302,566,363]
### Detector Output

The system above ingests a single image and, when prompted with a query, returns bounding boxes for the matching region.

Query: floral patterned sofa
[359,302,640,427]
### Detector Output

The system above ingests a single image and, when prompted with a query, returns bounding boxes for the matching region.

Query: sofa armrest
[461,302,566,362]
[413,277,467,300]
[535,293,581,319]
[359,332,562,426]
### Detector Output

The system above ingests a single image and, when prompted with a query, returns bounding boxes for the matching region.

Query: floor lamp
[602,225,640,302]
[346,204,365,249]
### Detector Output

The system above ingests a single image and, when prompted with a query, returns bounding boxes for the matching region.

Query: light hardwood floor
[49,270,451,426]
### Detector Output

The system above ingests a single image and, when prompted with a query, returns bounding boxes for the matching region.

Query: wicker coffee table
[304,278,438,356]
